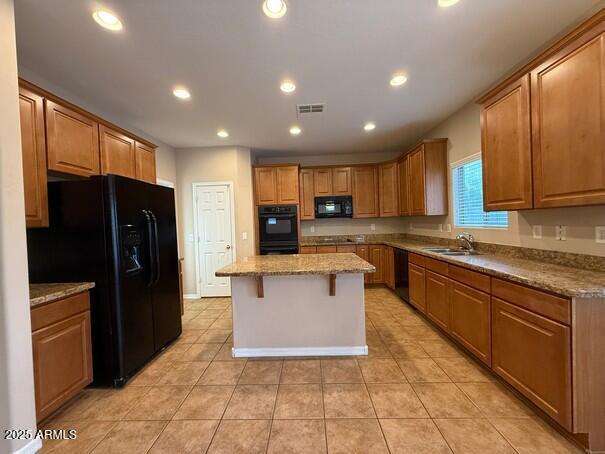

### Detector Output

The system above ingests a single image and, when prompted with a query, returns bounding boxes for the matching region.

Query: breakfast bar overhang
[215,253,375,358]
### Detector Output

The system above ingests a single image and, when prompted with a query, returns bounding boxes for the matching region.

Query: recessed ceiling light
[438,0,460,7]
[364,122,376,132]
[280,80,296,93]
[263,0,287,18]
[217,130,229,138]
[172,87,191,100]
[92,10,123,31]
[390,74,408,87]
[289,126,301,135]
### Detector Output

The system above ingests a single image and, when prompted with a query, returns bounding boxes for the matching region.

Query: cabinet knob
[226,245,231,250]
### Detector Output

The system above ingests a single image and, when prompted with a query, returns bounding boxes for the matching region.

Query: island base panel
[231,273,367,357]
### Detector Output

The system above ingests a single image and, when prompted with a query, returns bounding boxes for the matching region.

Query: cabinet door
[134,142,156,183]
[449,281,491,365]
[299,169,315,220]
[254,167,278,205]
[332,167,352,195]
[32,311,93,422]
[352,166,379,218]
[492,298,571,429]
[408,263,426,313]
[299,246,317,254]
[100,125,136,178]
[316,245,337,253]
[481,75,533,210]
[379,162,399,217]
[426,271,450,332]
[409,147,426,215]
[531,29,605,208]
[19,87,48,228]
[45,100,100,177]
[384,246,395,289]
[398,157,410,216]
[356,245,371,284]
[337,245,357,253]
[277,166,299,204]
[369,246,384,284]
[313,168,332,196]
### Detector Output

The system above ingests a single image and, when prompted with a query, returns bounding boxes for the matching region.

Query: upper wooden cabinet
[254,165,299,205]
[408,140,448,216]
[398,156,410,216]
[299,169,315,220]
[19,87,48,228]
[310,167,352,197]
[531,27,605,209]
[45,100,100,177]
[134,142,156,183]
[378,162,399,217]
[100,125,136,179]
[478,14,605,211]
[352,166,379,218]
[481,75,533,211]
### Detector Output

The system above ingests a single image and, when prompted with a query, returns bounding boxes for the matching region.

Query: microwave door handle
[149,210,161,285]
[142,210,155,287]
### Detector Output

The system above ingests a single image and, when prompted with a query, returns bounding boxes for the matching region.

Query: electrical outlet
[446,224,452,233]
[532,225,542,240]
[370,223,376,231]
[439,224,443,232]
[596,226,605,244]
[187,233,194,243]
[242,231,248,240]
[556,225,567,241]
[310,225,315,233]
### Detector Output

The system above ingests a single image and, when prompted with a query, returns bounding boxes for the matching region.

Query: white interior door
[195,184,234,297]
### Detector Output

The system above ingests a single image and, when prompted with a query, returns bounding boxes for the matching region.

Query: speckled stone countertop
[30,282,95,308]
[300,235,605,298]
[216,253,375,277]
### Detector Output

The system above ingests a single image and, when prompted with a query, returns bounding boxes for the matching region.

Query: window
[452,156,508,228]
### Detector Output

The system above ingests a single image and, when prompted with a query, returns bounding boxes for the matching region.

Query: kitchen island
[215,253,375,358]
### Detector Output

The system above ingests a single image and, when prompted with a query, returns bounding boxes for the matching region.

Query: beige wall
[257,150,407,236]
[176,147,255,295]
[404,103,605,256]
[0,0,39,452]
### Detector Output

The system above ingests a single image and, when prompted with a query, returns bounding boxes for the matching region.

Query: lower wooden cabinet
[492,297,572,429]
[336,245,357,253]
[31,292,93,422]
[408,263,426,313]
[449,280,491,365]
[355,245,371,284]
[299,246,317,254]
[368,246,384,284]
[316,245,337,253]
[426,271,450,331]
[384,246,395,290]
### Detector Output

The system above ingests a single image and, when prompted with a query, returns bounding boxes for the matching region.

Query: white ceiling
[14,0,602,155]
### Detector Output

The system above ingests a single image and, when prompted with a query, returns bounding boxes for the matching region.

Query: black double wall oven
[258,205,299,254]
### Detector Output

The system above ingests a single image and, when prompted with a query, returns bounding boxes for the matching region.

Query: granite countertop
[216,253,375,277]
[30,282,95,308]
[300,236,605,298]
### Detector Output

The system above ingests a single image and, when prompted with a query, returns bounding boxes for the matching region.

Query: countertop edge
[216,267,376,277]
[30,282,95,308]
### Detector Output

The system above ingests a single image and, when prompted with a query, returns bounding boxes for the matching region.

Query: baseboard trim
[232,345,368,358]
[13,439,42,454]
[183,293,200,299]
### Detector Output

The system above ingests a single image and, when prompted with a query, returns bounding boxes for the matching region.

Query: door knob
[226,245,231,250]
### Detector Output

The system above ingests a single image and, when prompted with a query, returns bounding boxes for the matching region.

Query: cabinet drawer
[336,245,357,253]
[492,279,570,325]
[316,246,337,253]
[426,271,450,331]
[299,246,317,254]
[449,280,491,365]
[408,253,426,267]
[31,291,91,332]
[449,265,491,293]
[424,257,448,276]
[408,263,426,313]
[492,298,571,429]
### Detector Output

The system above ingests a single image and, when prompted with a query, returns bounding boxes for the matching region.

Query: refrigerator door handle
[142,209,156,288]
[149,210,161,285]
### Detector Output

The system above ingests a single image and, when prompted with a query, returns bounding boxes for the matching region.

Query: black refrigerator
[27,175,182,387]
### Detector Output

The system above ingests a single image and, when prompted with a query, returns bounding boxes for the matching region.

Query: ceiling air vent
[296,103,325,118]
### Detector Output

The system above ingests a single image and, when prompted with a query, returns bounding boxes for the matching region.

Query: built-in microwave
[315,196,353,218]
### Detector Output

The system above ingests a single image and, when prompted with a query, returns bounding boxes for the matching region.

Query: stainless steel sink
[422,247,482,256]
[422,247,451,253]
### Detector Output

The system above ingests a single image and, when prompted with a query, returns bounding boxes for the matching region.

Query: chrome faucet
[456,232,475,251]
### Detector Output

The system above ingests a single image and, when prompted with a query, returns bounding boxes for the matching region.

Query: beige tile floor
[41,287,582,453]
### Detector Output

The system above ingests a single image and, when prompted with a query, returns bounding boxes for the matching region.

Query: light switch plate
[439,224,443,232]
[446,224,452,233]
[556,225,567,241]
[596,226,605,244]
[532,225,542,240]
[242,231,248,240]
[310,226,315,233]
[187,234,194,243]
[370,223,376,231]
